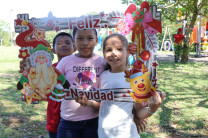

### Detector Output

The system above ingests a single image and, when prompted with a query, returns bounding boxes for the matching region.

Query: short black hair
[72,27,97,38]
[53,32,73,49]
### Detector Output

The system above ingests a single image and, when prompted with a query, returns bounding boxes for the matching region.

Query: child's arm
[19,59,27,73]
[135,92,163,119]
[75,95,100,111]
[134,117,147,134]
[132,106,147,133]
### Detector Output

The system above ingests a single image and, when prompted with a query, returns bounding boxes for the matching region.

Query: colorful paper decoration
[121,1,162,104]
[14,12,125,33]
[121,2,162,57]
[15,19,68,105]
[15,6,161,103]
[125,62,155,106]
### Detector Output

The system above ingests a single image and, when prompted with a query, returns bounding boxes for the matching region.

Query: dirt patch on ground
[1,114,28,127]
[156,52,208,64]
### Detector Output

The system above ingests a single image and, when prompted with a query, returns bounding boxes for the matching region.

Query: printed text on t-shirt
[73,66,100,73]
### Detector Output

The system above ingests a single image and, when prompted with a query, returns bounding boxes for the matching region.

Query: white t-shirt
[98,70,140,138]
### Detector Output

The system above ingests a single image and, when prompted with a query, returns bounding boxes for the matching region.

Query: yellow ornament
[22,20,28,26]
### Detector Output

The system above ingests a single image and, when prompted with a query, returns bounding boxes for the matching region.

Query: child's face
[54,36,74,59]
[104,37,128,72]
[73,29,98,58]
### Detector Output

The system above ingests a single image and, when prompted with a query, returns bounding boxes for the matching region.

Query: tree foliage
[121,0,208,44]
[121,0,208,63]
[0,20,13,46]
[45,31,57,46]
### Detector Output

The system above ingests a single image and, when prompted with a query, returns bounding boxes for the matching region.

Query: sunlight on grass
[0,46,56,137]
[152,60,208,137]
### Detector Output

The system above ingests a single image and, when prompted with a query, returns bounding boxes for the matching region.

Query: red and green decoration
[121,1,162,59]
[121,1,162,104]
[50,88,66,102]
[174,28,185,45]
[19,49,30,60]
[15,19,68,105]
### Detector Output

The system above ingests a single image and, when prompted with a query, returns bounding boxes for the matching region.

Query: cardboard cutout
[120,1,162,105]
[15,11,125,104]
[14,11,124,33]
[15,4,161,104]
[16,20,67,105]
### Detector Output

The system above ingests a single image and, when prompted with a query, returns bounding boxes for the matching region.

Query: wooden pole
[160,26,167,52]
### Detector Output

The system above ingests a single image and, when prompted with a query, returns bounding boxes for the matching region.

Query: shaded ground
[153,52,208,138]
[156,52,208,64]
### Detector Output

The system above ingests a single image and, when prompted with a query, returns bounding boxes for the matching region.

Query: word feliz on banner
[14,5,161,33]
[14,11,124,33]
[63,88,135,102]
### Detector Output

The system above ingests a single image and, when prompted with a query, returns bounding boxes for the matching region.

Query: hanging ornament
[140,50,151,60]
[128,43,137,55]
[123,1,162,104]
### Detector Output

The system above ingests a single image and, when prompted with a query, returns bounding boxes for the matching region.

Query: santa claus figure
[16,21,67,104]
[28,44,57,98]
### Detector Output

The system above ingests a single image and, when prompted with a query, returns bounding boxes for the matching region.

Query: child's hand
[135,91,165,119]
[148,92,163,113]
[19,59,27,73]
[75,95,100,110]
[134,115,147,134]
[75,95,89,106]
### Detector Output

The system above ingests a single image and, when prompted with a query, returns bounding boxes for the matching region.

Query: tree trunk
[181,43,189,63]
[181,0,198,63]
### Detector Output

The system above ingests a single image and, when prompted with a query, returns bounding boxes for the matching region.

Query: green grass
[140,61,208,137]
[0,46,208,137]
[0,46,49,137]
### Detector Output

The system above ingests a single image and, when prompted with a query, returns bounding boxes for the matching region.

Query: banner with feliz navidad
[15,1,161,105]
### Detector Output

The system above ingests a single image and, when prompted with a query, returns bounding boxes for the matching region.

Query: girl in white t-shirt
[98,33,164,138]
